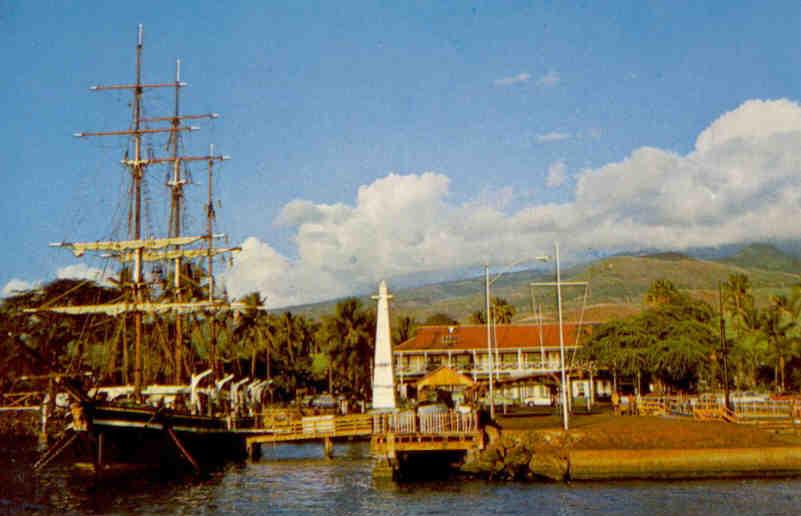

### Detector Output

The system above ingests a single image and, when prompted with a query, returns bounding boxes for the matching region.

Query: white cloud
[494,72,531,86]
[56,263,108,282]
[2,278,37,297]
[546,160,568,188]
[225,98,801,308]
[537,70,560,87]
[536,132,571,143]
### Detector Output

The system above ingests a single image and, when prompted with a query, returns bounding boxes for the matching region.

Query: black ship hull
[51,403,257,475]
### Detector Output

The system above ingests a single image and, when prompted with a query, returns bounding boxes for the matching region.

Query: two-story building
[394,323,611,404]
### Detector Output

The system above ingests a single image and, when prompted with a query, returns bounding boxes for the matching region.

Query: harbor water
[3,439,801,515]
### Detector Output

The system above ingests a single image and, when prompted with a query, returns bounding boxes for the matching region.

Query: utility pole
[485,263,495,419]
[718,281,731,410]
[555,242,569,431]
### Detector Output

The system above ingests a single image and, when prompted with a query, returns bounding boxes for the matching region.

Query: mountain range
[282,243,801,324]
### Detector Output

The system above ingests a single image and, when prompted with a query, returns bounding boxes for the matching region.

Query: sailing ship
[30,26,265,475]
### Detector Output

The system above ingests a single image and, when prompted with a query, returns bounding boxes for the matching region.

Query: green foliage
[319,298,375,399]
[581,279,717,392]
[722,243,801,273]
[7,265,801,401]
[423,312,459,326]
[468,310,485,325]
[393,315,417,344]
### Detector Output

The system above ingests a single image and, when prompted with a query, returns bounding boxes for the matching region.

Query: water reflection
[3,439,801,515]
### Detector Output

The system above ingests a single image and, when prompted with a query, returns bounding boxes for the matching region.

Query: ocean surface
[3,439,801,515]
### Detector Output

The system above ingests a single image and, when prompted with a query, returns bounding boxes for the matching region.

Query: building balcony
[395,361,564,378]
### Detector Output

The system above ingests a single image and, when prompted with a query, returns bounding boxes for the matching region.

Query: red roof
[395,323,588,352]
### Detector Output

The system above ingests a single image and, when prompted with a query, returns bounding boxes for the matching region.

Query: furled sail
[52,236,209,257]
[25,301,247,316]
[109,247,240,263]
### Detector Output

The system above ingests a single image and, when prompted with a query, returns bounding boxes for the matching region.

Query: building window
[441,334,458,347]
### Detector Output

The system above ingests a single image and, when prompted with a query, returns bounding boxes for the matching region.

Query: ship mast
[132,24,145,401]
[207,144,217,382]
[37,25,242,400]
[168,60,186,384]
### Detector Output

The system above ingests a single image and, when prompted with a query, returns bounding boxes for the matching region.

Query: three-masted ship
[30,26,264,475]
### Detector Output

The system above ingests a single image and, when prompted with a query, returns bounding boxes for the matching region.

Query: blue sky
[2,1,800,307]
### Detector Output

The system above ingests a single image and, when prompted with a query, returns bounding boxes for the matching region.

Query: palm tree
[761,295,800,392]
[723,273,754,319]
[644,279,682,307]
[321,298,374,399]
[231,292,264,377]
[491,297,516,324]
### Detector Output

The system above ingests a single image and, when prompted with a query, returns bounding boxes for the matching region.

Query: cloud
[494,72,531,86]
[225,98,801,308]
[546,160,568,188]
[537,70,560,87]
[536,132,571,143]
[3,264,113,299]
[1,278,37,297]
[56,263,112,285]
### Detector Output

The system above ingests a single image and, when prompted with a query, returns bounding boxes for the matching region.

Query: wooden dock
[243,409,484,471]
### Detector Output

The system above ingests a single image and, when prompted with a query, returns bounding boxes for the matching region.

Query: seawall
[460,423,801,481]
[569,447,801,480]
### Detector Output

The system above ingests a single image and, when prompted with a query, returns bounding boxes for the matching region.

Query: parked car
[309,394,337,409]
[523,395,552,407]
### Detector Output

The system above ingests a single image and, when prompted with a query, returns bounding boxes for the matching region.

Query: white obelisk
[371,280,396,410]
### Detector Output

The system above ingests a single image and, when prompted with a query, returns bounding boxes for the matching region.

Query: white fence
[372,410,478,434]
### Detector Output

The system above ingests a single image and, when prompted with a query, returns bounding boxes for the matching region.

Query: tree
[581,279,717,393]
[644,279,683,307]
[760,294,800,392]
[231,292,265,378]
[579,317,650,393]
[423,313,458,326]
[723,273,754,319]
[320,298,375,399]
[491,297,516,324]
[393,315,417,344]
[721,273,764,389]
[468,310,485,325]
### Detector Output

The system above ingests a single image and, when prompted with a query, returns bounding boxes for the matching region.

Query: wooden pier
[243,409,483,475]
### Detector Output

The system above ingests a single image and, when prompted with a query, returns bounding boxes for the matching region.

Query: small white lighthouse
[371,280,396,410]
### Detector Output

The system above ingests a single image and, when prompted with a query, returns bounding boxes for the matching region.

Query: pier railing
[247,410,479,444]
[371,410,479,435]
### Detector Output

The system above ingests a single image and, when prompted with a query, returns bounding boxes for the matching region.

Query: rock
[460,446,501,475]
[485,425,501,444]
[529,451,568,481]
